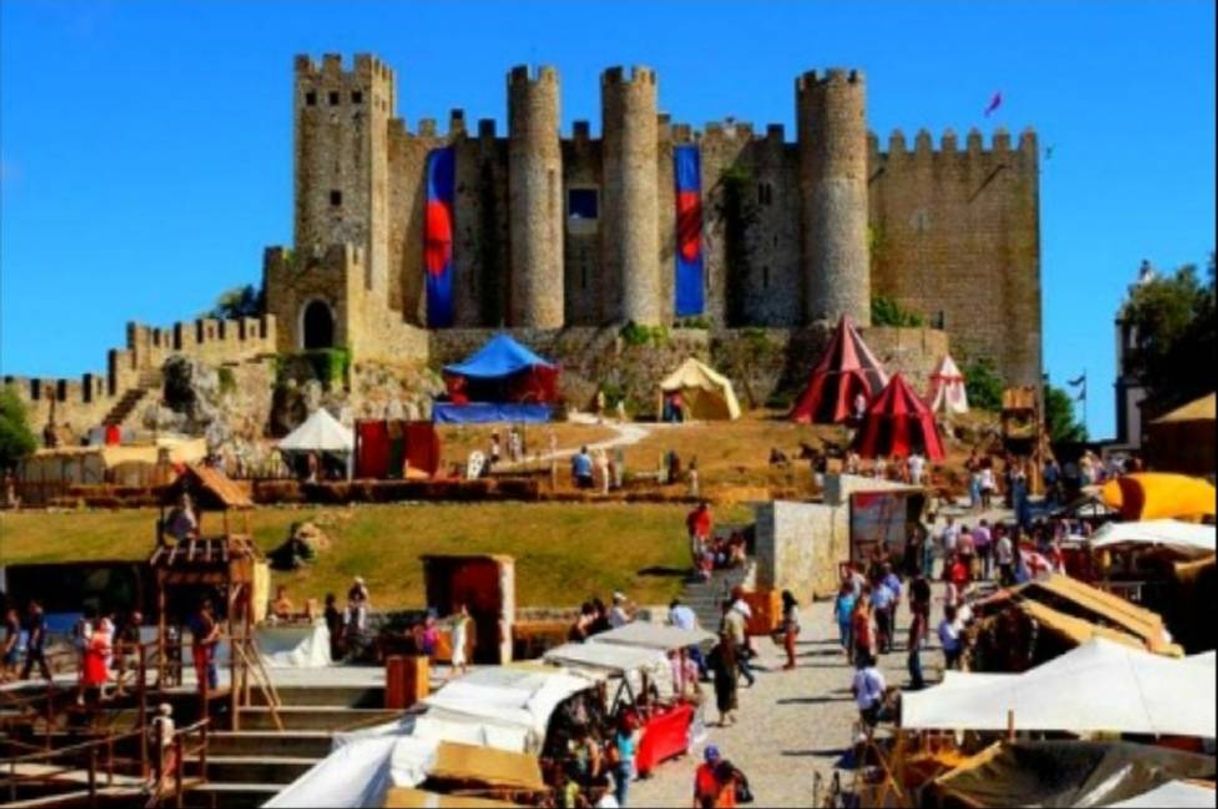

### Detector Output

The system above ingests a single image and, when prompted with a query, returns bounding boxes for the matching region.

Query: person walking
[596,448,611,495]
[610,716,638,807]
[694,745,734,808]
[851,589,875,665]
[938,605,963,670]
[20,601,51,682]
[995,528,1015,587]
[907,602,928,690]
[780,590,800,670]
[833,582,857,658]
[869,577,895,655]
[707,629,739,727]
[852,655,889,730]
[686,502,713,570]
[974,520,993,581]
[668,598,708,679]
[449,603,471,678]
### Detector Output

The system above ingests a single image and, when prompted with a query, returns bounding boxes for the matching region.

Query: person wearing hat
[694,745,742,808]
[608,592,633,629]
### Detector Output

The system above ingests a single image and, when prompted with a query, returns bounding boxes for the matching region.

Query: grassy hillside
[0,502,749,608]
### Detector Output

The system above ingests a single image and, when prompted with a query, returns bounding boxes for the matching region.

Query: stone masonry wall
[868,128,1041,386]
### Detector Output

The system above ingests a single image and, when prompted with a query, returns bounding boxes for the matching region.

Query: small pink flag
[984,91,1003,117]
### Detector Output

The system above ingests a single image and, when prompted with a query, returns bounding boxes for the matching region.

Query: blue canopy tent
[434,334,560,424]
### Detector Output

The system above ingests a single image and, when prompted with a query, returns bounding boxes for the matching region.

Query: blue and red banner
[424,147,455,328]
[674,145,704,317]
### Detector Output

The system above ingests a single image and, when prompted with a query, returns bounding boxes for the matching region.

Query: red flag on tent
[984,91,1003,117]
[851,373,946,461]
[790,315,889,424]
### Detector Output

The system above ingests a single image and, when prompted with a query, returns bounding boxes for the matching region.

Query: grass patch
[0,502,728,609]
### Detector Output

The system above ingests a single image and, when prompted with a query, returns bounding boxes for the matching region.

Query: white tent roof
[419,667,592,748]
[1088,519,1216,558]
[927,354,969,414]
[588,621,715,651]
[543,641,673,696]
[658,357,742,420]
[901,638,1216,738]
[1108,780,1216,808]
[278,407,355,453]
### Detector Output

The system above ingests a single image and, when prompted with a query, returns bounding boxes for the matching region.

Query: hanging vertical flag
[674,145,705,317]
[424,146,455,328]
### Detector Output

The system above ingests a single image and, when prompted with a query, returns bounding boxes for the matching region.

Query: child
[449,604,470,678]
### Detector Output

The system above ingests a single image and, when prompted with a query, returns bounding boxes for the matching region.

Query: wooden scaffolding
[150,464,282,731]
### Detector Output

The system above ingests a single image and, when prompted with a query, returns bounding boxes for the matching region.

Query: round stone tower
[602,66,661,326]
[797,68,871,326]
[507,65,564,328]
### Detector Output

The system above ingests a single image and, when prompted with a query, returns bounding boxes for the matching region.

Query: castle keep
[267,54,1040,377]
[6,53,1041,433]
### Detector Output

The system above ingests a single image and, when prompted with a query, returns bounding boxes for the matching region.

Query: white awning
[901,638,1216,738]
[588,622,715,652]
[1088,519,1216,558]
[1108,780,1216,808]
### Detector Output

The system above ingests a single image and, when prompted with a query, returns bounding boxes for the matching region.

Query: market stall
[435,334,559,424]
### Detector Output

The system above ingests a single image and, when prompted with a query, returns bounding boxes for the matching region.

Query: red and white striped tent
[851,372,947,460]
[790,315,889,424]
[927,354,969,415]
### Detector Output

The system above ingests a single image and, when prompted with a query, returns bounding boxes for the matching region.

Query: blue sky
[1,1,1213,438]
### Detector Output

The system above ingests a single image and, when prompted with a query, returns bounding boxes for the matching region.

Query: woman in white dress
[449,604,470,677]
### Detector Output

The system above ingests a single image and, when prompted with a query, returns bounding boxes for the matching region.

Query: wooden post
[173,735,184,809]
[1006,709,1016,741]
[138,642,148,779]
[87,746,97,807]
[157,572,167,690]
[229,583,239,731]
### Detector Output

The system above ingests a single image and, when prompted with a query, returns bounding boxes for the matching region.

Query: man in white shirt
[995,529,1015,586]
[942,517,960,560]
[851,657,888,728]
[937,605,963,669]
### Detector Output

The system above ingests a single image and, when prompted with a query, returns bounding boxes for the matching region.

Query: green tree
[963,356,1004,411]
[870,295,925,327]
[1121,257,1216,409]
[206,284,264,320]
[0,385,38,470]
[1044,384,1088,444]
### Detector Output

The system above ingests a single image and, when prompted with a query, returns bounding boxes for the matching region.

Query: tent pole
[1006,709,1015,741]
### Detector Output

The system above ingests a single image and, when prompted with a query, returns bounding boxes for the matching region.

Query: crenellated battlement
[508,64,558,86]
[870,126,1038,163]
[796,67,865,92]
[602,65,656,87]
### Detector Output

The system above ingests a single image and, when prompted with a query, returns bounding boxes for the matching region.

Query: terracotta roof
[1152,393,1216,424]
[1023,574,1181,656]
[1019,600,1145,651]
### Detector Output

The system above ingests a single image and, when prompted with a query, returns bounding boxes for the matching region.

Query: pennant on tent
[984,91,1002,117]
[424,147,455,328]
[674,145,705,317]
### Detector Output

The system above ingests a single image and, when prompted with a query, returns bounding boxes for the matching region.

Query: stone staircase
[681,560,758,633]
[100,369,163,428]
[181,681,397,807]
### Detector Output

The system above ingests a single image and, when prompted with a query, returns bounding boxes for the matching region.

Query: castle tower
[293,53,395,299]
[507,66,564,328]
[797,68,870,326]
[602,66,662,325]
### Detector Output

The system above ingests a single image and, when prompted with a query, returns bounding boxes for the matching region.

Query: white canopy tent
[588,622,715,651]
[1108,780,1217,808]
[926,354,969,415]
[1088,519,1216,559]
[901,638,1216,738]
[278,407,355,454]
[543,641,673,699]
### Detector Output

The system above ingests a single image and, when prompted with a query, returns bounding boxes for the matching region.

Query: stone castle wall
[279,55,1038,386]
[868,128,1041,385]
[4,315,277,437]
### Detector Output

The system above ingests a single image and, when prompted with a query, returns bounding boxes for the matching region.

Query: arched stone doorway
[300,299,335,350]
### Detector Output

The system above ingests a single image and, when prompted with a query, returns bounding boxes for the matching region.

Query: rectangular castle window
[567,187,599,236]
[330,190,343,206]
[352,90,363,104]
[305,91,317,106]
[328,91,340,106]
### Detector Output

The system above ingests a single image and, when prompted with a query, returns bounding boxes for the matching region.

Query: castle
[6,53,1041,434]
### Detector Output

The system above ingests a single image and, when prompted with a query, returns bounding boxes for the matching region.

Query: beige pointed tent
[656,358,742,421]
[927,354,969,414]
